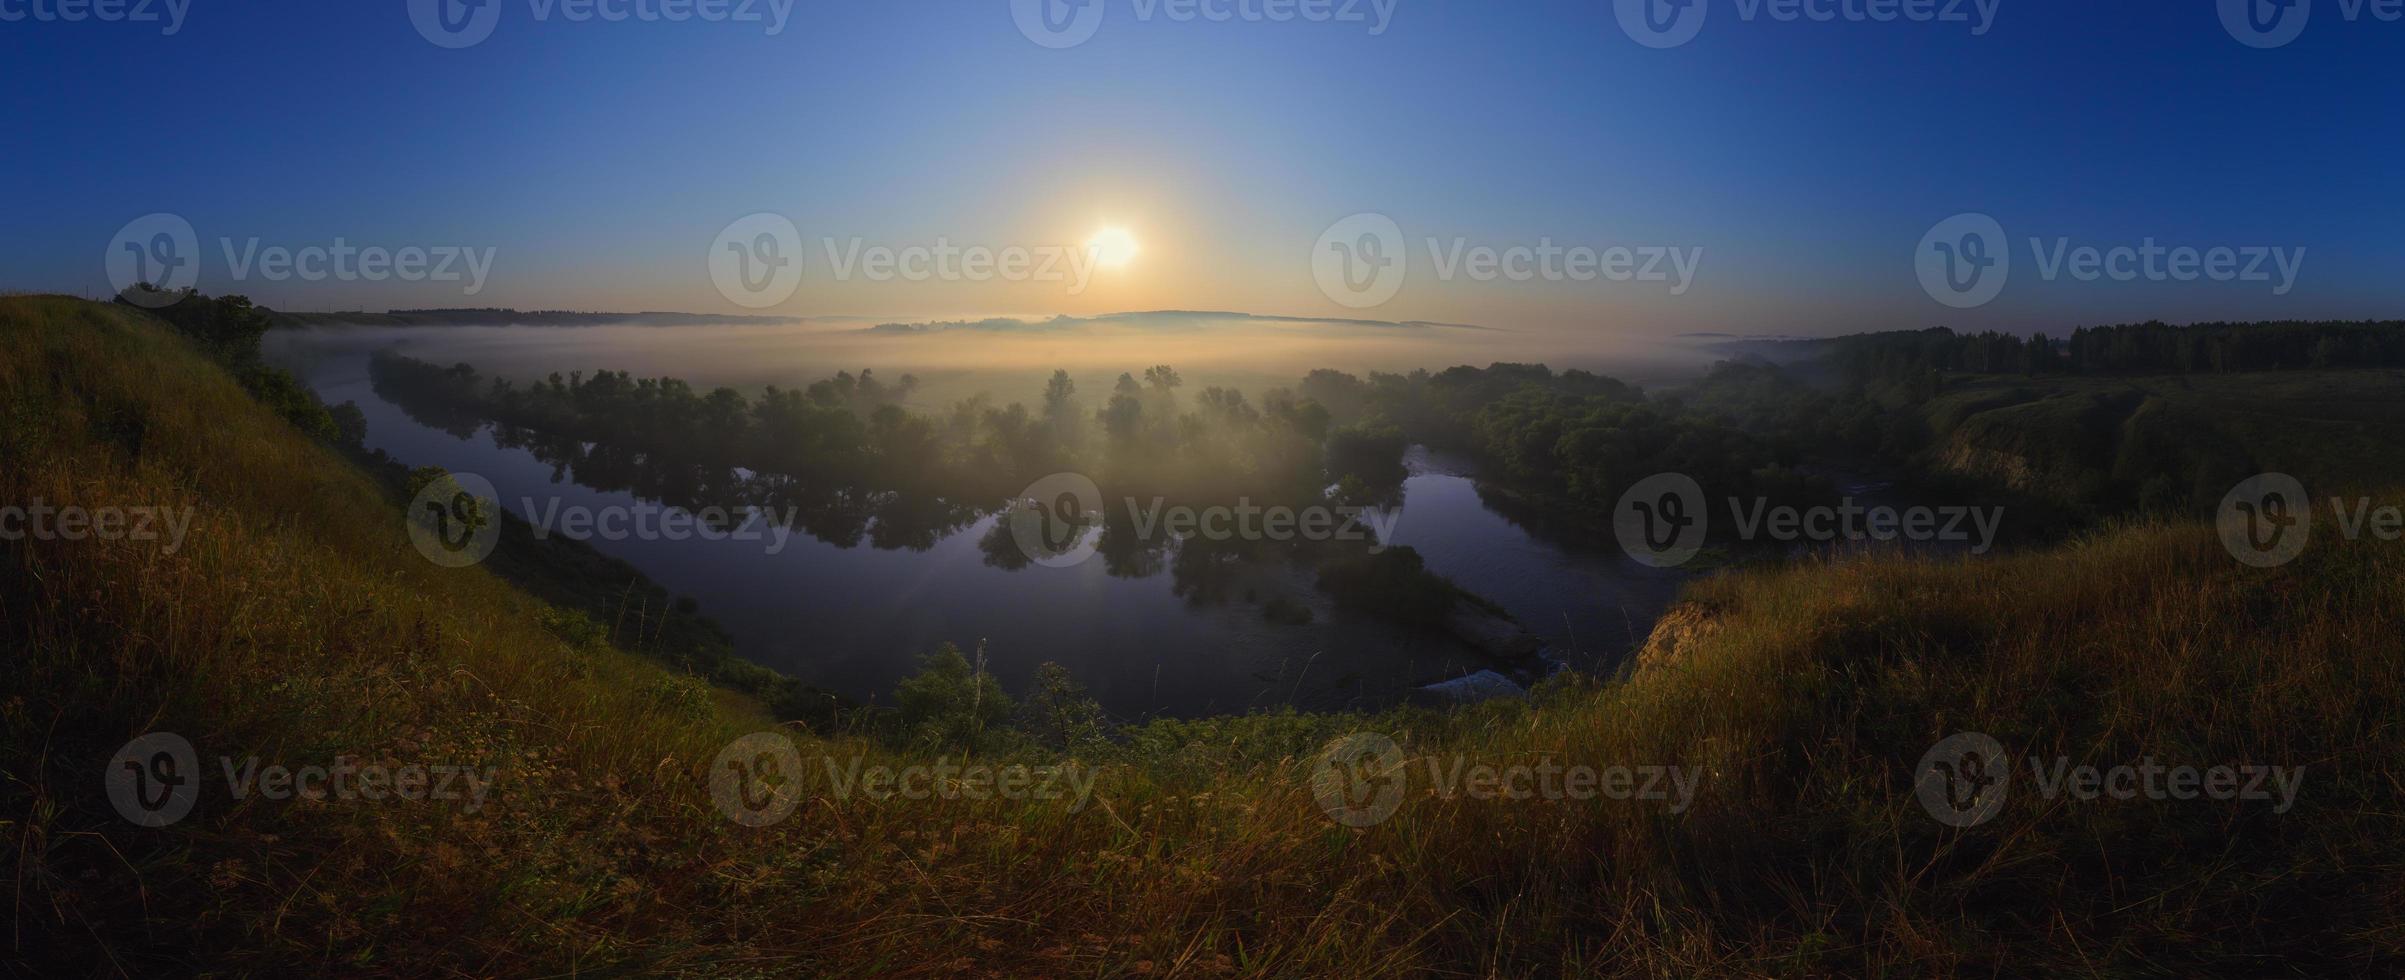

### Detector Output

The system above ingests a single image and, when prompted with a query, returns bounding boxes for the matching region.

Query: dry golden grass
[4,296,2400,976]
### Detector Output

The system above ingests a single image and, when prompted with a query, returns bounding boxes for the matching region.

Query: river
[271,329,1688,719]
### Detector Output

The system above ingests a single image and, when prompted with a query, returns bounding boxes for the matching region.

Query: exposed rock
[1635,600,1723,673]
[1938,440,2038,492]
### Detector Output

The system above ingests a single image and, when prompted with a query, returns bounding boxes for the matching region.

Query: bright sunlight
[1087,226,1140,269]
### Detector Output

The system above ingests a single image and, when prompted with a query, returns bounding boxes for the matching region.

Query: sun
[1087,226,1140,269]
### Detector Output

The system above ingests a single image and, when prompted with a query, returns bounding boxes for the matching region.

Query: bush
[894,642,1015,751]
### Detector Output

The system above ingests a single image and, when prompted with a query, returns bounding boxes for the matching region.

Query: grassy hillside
[1923,370,2405,514]
[5,296,2403,975]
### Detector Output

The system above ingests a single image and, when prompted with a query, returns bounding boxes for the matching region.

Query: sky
[3,0,2401,341]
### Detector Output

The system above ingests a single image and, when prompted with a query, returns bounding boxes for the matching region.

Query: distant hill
[867,310,1493,333]
[266,307,1485,332]
[267,307,801,328]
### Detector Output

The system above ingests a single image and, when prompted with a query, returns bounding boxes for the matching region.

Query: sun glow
[1087,226,1141,269]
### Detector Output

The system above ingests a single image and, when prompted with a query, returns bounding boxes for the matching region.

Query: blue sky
[3,0,2399,338]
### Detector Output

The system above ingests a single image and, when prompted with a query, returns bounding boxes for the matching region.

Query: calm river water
[273,329,1687,718]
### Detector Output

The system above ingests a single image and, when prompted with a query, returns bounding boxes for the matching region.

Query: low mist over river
[268,318,1697,717]
[265,311,1720,409]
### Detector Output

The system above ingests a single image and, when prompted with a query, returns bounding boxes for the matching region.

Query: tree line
[1827,320,2405,384]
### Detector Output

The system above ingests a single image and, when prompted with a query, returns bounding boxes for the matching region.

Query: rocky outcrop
[1931,390,2141,509]
[1634,600,1723,674]
[1936,440,2039,492]
[1936,431,2118,510]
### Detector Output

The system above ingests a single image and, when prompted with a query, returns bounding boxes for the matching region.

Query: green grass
[6,296,2404,975]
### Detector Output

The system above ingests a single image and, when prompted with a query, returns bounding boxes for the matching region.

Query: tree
[1142,365,1183,393]
[1042,369,1078,420]
[1326,420,1407,488]
[1021,662,1107,752]
[1041,369,1082,449]
[125,289,272,363]
[1099,393,1145,446]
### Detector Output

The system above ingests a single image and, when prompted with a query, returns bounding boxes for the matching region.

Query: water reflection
[274,331,1685,718]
